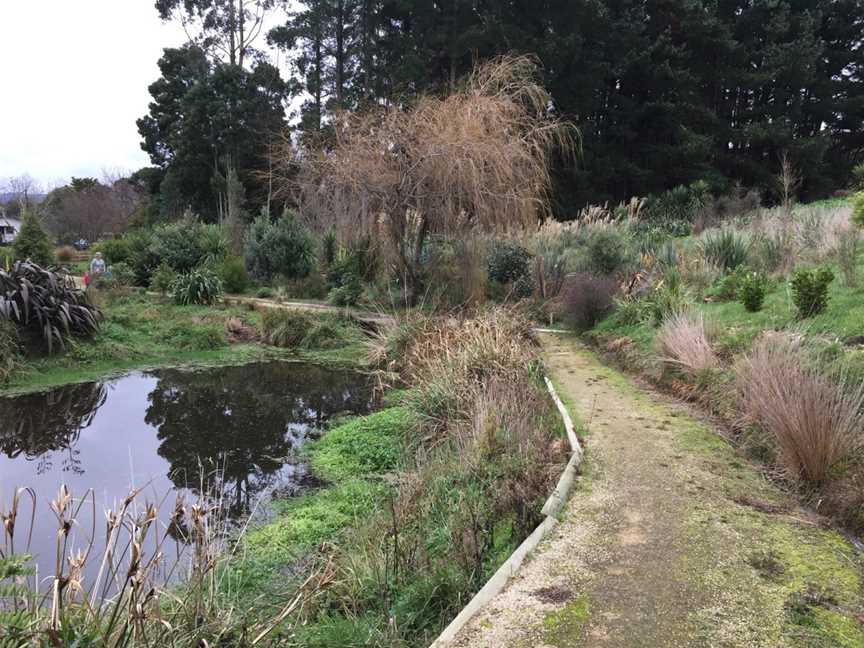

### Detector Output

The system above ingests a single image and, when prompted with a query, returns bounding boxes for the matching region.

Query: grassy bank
[2,291,369,394]
[579,201,864,534]
[0,307,568,647]
[220,308,569,647]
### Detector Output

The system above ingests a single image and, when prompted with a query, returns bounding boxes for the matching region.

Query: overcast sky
[0,1,286,190]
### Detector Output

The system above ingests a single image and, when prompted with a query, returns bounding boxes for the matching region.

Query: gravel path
[450,334,864,648]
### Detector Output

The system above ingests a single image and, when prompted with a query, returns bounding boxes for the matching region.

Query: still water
[0,362,373,579]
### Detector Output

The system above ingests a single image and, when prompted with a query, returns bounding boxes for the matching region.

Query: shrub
[790,266,834,318]
[151,220,228,274]
[645,181,710,236]
[321,229,338,267]
[55,245,76,263]
[125,228,159,285]
[833,225,860,288]
[657,310,718,377]
[256,287,274,299]
[95,237,132,265]
[110,262,136,286]
[736,335,864,482]
[260,308,313,347]
[572,225,634,276]
[0,260,101,352]
[852,192,864,228]
[244,211,315,282]
[170,268,223,305]
[487,241,531,284]
[559,273,618,330]
[328,279,364,306]
[644,268,692,323]
[149,262,177,295]
[12,211,54,266]
[698,227,751,271]
[738,271,768,312]
[710,264,750,301]
[217,255,249,294]
[0,319,21,383]
[0,247,12,270]
[853,166,864,191]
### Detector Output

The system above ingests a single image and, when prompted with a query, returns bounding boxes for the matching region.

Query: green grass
[228,406,418,600]
[311,407,417,481]
[594,258,864,357]
[2,292,370,394]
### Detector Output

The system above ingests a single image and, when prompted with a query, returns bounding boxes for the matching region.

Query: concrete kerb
[428,368,584,648]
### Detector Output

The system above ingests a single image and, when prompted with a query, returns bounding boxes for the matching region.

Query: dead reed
[0,480,323,646]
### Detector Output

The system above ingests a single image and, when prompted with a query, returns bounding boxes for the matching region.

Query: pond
[0,361,374,581]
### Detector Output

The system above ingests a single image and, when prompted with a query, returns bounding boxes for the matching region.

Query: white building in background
[0,215,21,244]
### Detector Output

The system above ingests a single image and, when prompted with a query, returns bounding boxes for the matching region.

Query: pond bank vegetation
[1,307,567,646]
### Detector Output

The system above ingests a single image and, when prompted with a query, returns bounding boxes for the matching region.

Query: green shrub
[244,211,314,282]
[166,324,226,350]
[738,271,768,312]
[852,191,864,228]
[216,256,249,294]
[487,241,531,284]
[791,266,834,318]
[573,225,634,276]
[645,181,710,235]
[151,220,228,273]
[328,279,363,307]
[260,308,313,347]
[12,211,53,266]
[149,262,177,295]
[709,264,750,301]
[833,226,860,288]
[698,227,750,271]
[169,268,223,305]
[0,319,21,383]
[256,286,274,299]
[0,247,12,270]
[0,260,101,352]
[852,164,864,190]
[95,238,132,265]
[110,262,136,286]
[321,229,338,267]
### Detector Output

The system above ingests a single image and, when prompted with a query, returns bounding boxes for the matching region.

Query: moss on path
[452,335,863,647]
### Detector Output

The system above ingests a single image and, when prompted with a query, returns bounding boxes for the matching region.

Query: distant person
[90,252,106,277]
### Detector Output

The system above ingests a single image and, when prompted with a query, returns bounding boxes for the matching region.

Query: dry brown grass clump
[735,335,864,483]
[656,310,719,377]
[0,483,318,646]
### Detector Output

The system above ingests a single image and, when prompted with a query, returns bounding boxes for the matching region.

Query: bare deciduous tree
[777,151,802,217]
[277,55,578,299]
[42,174,147,243]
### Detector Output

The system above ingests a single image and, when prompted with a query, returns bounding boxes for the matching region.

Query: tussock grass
[735,335,864,483]
[657,310,718,377]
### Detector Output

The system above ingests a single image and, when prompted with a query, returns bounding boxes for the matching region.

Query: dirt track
[451,334,864,647]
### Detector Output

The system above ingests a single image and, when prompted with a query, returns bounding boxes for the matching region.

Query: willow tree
[281,56,578,299]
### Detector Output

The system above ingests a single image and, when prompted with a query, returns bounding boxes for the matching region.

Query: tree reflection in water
[144,362,372,516]
[0,381,108,475]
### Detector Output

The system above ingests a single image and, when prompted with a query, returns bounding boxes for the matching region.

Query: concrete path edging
[429,366,583,648]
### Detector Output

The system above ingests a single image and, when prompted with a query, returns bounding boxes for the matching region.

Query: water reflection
[0,362,372,578]
[145,363,370,515]
[0,381,108,475]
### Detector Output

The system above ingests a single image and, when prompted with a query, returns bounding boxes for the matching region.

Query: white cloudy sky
[0,0,287,190]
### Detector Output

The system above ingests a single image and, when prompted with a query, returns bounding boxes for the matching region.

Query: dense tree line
[139,0,864,220]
